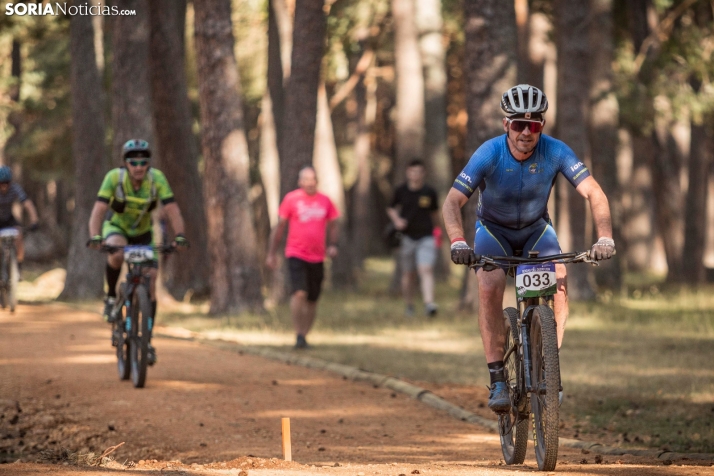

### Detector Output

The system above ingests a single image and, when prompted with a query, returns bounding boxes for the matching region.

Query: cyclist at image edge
[441,84,615,413]
[87,139,189,365]
[0,165,40,275]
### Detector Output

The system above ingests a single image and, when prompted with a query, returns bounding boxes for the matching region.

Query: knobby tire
[130,285,151,388]
[115,284,130,381]
[530,304,560,471]
[8,249,18,312]
[499,307,528,465]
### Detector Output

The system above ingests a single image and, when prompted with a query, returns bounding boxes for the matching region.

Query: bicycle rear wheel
[115,285,130,380]
[529,304,560,471]
[130,285,151,388]
[8,250,18,312]
[499,307,528,465]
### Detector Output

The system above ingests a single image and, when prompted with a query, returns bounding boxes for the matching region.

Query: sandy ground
[0,303,711,475]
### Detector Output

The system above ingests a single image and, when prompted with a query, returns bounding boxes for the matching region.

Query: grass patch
[161,257,714,454]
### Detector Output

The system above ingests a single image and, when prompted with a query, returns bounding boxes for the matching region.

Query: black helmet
[501,84,548,118]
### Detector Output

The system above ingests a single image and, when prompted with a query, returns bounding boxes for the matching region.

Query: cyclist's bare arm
[266,217,288,269]
[22,199,39,225]
[88,200,108,237]
[574,176,612,239]
[442,187,470,242]
[386,205,407,230]
[162,202,185,236]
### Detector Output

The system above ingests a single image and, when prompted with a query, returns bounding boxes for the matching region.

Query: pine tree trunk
[111,0,153,164]
[554,0,595,300]
[461,0,517,309]
[683,122,711,284]
[352,73,376,268]
[149,0,210,299]
[279,0,325,199]
[392,0,424,182]
[588,0,622,292]
[60,5,106,300]
[194,0,264,314]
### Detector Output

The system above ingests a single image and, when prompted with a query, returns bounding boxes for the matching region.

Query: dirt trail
[0,303,710,475]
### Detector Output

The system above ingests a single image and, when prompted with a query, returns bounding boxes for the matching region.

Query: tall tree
[461,0,517,308]
[684,119,711,284]
[194,0,264,313]
[279,0,326,199]
[60,5,106,300]
[415,0,449,195]
[392,0,425,182]
[554,0,595,300]
[149,0,210,299]
[111,0,153,164]
[588,0,622,292]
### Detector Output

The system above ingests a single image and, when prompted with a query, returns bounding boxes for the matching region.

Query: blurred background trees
[1,0,714,311]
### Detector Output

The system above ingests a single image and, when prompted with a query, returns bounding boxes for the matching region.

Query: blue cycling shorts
[474,218,561,267]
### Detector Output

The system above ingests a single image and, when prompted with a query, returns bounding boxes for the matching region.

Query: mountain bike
[0,228,20,312]
[469,250,598,471]
[101,244,175,388]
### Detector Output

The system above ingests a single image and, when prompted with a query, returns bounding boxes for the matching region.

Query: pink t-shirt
[279,189,339,263]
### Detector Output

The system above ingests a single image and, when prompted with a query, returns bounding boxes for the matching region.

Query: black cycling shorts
[104,229,158,268]
[287,257,324,302]
[0,216,19,230]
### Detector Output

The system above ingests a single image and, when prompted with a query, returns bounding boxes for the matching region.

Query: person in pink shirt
[266,166,339,349]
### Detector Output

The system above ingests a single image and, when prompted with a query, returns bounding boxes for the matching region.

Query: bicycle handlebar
[468,250,599,269]
[98,244,177,254]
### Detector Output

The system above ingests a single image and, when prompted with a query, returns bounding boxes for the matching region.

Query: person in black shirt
[387,160,441,317]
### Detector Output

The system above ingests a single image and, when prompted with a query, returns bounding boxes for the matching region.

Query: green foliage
[1,12,72,180]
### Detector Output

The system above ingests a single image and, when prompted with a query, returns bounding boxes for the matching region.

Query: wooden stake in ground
[281,417,292,461]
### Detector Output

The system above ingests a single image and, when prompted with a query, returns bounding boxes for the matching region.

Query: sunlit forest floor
[18,258,714,454]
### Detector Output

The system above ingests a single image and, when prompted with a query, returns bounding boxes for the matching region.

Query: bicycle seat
[0,228,19,238]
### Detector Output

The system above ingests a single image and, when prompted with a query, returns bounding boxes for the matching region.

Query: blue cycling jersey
[453,134,590,230]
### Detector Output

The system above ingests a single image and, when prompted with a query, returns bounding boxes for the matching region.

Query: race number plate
[515,262,556,298]
[124,245,154,263]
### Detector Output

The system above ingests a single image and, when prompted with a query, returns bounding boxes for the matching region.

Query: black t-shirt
[390,183,438,239]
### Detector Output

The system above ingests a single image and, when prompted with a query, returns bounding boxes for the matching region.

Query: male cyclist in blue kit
[441,84,615,413]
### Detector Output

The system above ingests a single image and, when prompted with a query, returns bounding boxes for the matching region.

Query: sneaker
[425,302,438,317]
[295,334,309,350]
[488,381,511,413]
[103,297,118,323]
[404,304,415,318]
[147,344,157,366]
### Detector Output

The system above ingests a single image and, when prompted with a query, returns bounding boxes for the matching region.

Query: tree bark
[461,0,517,309]
[554,0,595,300]
[111,0,153,164]
[194,0,264,314]
[588,0,622,292]
[279,0,325,199]
[60,5,106,300]
[683,122,711,284]
[392,0,425,182]
[149,0,210,299]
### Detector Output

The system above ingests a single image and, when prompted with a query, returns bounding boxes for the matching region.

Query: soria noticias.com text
[5,3,136,16]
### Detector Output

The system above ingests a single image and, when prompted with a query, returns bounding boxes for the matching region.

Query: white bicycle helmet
[501,84,548,117]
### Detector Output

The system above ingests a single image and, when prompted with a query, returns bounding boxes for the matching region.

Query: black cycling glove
[450,240,477,265]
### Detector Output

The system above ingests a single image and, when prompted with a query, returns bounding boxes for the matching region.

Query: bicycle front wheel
[115,285,130,381]
[129,285,151,388]
[499,307,528,465]
[529,304,560,471]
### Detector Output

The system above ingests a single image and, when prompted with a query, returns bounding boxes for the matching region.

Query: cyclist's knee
[293,290,308,300]
[555,263,567,293]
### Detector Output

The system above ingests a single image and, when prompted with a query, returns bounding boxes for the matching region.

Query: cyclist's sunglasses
[508,119,544,133]
[127,159,149,167]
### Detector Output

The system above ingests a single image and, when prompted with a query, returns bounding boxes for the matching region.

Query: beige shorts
[399,236,437,272]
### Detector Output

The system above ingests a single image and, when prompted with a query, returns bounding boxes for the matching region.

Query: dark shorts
[474,218,561,270]
[287,257,324,302]
[0,216,19,230]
